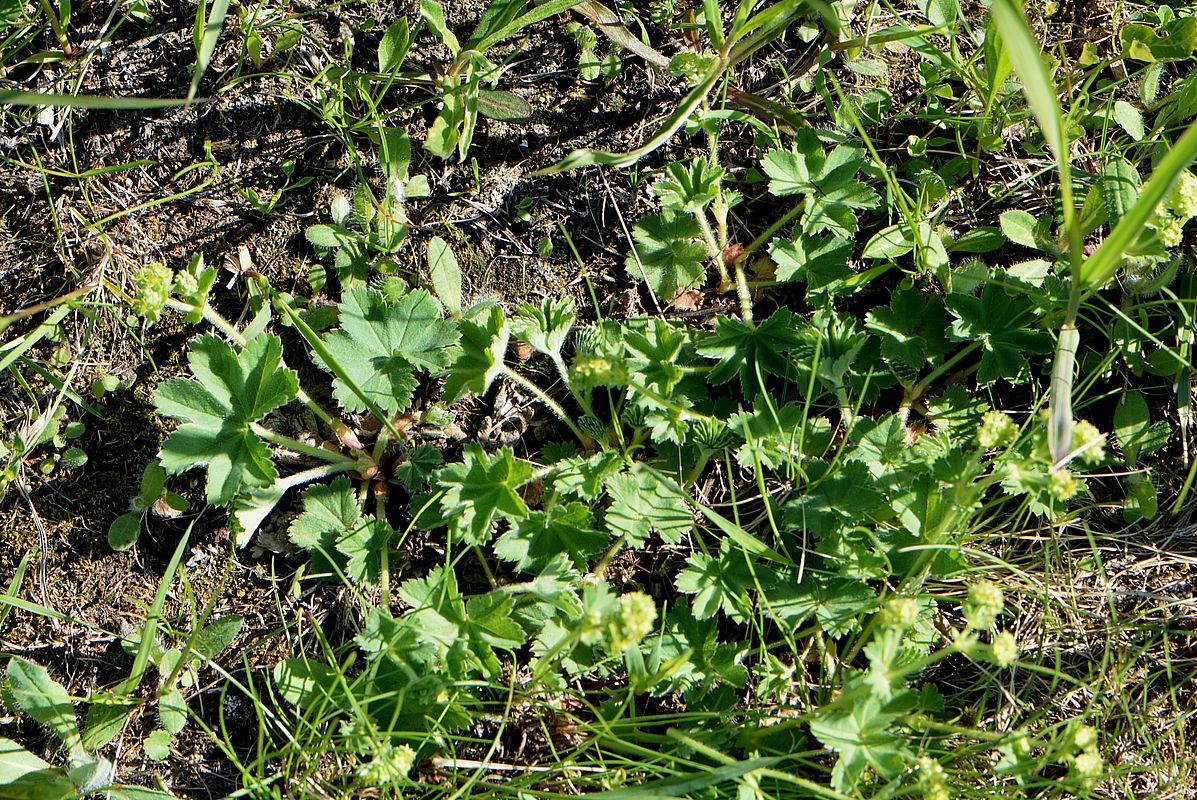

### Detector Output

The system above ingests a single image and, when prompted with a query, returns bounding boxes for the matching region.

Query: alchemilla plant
[116,94,1127,790]
[10,0,1197,796]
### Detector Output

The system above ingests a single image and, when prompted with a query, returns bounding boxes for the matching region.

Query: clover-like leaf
[395,443,444,491]
[339,516,396,585]
[624,211,708,300]
[675,542,759,622]
[810,680,916,792]
[155,334,299,506]
[849,414,913,480]
[765,572,875,636]
[729,404,832,472]
[437,445,532,545]
[442,305,510,400]
[319,287,459,413]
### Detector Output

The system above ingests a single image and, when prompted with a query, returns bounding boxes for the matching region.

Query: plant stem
[551,352,596,419]
[500,367,589,445]
[695,208,729,289]
[37,0,69,51]
[684,450,713,488]
[250,423,360,465]
[625,378,713,423]
[734,261,754,324]
[739,202,803,264]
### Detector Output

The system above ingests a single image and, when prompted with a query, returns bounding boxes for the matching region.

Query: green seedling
[417,0,580,160]
[119,613,244,751]
[107,460,190,551]
[239,159,313,214]
[304,130,430,281]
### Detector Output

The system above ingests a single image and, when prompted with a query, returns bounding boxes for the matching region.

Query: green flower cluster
[1152,170,1197,248]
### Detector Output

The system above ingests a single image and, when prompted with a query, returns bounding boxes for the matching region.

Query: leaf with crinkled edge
[512,296,575,358]
[155,334,298,506]
[864,287,950,381]
[946,284,1051,385]
[761,129,879,237]
[442,305,509,401]
[697,309,805,395]
[810,677,916,792]
[289,477,361,573]
[605,464,692,547]
[495,502,607,572]
[624,211,707,300]
[436,445,532,546]
[319,287,459,413]
[339,516,395,585]
[769,233,852,294]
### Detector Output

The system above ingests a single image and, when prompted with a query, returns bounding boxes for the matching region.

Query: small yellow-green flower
[1070,420,1106,466]
[1073,750,1103,780]
[132,262,174,323]
[991,630,1019,667]
[1048,468,1078,502]
[977,410,1018,450]
[1154,211,1185,248]
[607,592,657,652]
[1169,171,1197,219]
[881,597,920,631]
[916,757,949,800]
[964,581,1004,631]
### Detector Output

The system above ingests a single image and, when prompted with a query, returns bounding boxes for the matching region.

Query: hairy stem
[501,367,589,445]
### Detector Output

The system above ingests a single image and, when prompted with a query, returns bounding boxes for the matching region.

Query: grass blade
[0,90,202,109]
[189,0,231,101]
[119,528,190,695]
[1079,118,1197,292]
[537,60,723,173]
[473,0,582,53]
[991,0,1082,465]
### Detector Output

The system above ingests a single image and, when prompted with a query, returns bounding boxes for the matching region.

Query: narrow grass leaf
[1080,118,1197,292]
[990,0,1068,165]
[539,58,724,173]
[0,91,201,109]
[473,0,582,53]
[574,1,671,67]
[120,532,190,696]
[189,0,232,101]
[584,757,783,800]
